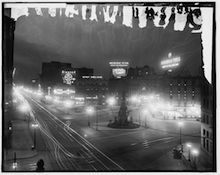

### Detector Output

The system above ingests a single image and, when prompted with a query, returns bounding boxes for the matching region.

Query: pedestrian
[36,159,45,172]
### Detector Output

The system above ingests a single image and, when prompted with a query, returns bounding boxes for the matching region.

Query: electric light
[18,103,30,113]
[45,95,52,100]
[31,123,39,128]
[12,162,17,169]
[192,149,199,156]
[107,97,116,106]
[178,121,184,127]
[64,100,73,108]
[86,106,95,115]
[130,95,140,103]
[186,143,192,148]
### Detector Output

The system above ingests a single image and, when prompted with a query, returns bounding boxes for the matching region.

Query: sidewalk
[145,149,193,171]
[3,108,53,171]
[182,143,213,171]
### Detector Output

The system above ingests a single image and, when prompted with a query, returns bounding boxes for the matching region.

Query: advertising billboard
[109,61,129,78]
[112,68,127,78]
[160,53,181,70]
[61,70,76,85]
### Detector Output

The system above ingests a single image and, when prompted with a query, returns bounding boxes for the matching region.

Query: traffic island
[107,91,140,129]
[107,121,140,129]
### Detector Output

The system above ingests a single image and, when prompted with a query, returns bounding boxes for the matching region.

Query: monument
[108,85,139,129]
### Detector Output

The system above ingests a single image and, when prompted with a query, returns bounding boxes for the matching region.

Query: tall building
[76,67,93,78]
[3,14,15,105]
[200,77,213,164]
[41,61,74,87]
[3,9,16,153]
[40,61,76,96]
[158,74,202,119]
[75,76,108,105]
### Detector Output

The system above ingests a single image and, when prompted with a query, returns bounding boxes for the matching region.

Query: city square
[2,2,215,172]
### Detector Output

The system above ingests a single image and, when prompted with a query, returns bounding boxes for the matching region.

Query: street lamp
[107,97,116,117]
[186,143,192,161]
[192,149,199,169]
[18,103,30,113]
[18,103,31,126]
[142,109,148,128]
[86,106,95,128]
[178,121,184,151]
[31,122,39,150]
[12,152,17,171]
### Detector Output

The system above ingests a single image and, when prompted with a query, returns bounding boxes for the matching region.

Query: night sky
[13,6,202,83]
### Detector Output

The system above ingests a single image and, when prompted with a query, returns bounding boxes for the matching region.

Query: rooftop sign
[161,53,181,69]
[109,61,129,67]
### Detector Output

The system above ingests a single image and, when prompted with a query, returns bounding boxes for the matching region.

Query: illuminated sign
[109,61,129,67]
[161,53,181,69]
[112,68,127,78]
[109,61,129,78]
[82,76,103,79]
[53,88,75,95]
[61,70,76,85]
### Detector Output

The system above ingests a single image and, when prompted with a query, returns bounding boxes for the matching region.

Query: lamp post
[107,97,116,117]
[142,109,148,128]
[186,143,192,161]
[86,106,95,128]
[31,121,39,150]
[96,109,98,131]
[12,152,17,171]
[178,121,184,151]
[63,100,73,114]
[192,149,199,169]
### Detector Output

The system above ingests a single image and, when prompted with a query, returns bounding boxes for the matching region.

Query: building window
[206,131,209,138]
[203,129,206,136]
[206,140,209,152]
[203,138,206,148]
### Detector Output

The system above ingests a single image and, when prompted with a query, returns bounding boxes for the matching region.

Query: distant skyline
[12,5,205,83]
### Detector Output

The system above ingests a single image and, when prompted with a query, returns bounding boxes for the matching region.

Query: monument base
[107,120,140,129]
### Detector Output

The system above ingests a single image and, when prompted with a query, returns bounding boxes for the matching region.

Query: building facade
[3,15,15,105]
[200,77,213,161]
[75,76,108,105]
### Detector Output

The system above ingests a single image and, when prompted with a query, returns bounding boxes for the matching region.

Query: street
[22,92,201,171]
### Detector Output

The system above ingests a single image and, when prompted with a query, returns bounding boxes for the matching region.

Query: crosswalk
[142,137,175,149]
[143,141,150,149]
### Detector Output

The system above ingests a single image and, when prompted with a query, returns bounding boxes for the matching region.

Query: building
[109,65,157,96]
[158,73,202,119]
[109,64,208,120]
[40,61,74,87]
[40,61,76,98]
[40,62,94,89]
[200,77,213,163]
[75,76,108,105]
[127,65,156,78]
[76,67,93,78]
[3,15,15,105]
[3,9,16,152]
